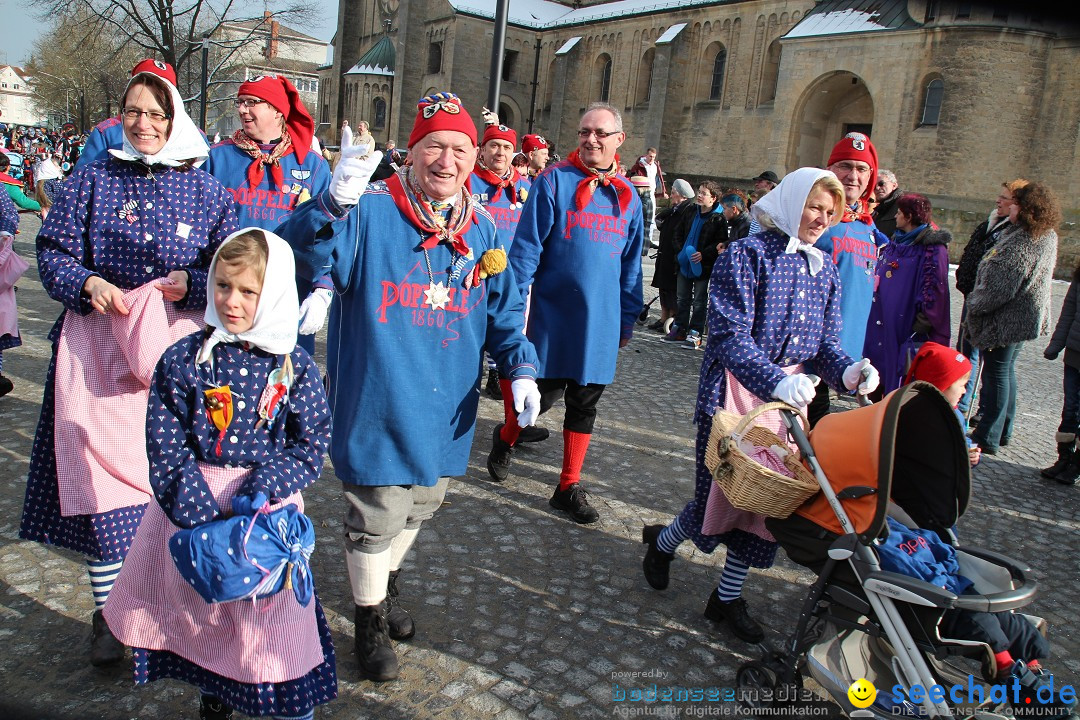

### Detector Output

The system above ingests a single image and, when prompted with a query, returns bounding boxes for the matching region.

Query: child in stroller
[751,383,1075,719]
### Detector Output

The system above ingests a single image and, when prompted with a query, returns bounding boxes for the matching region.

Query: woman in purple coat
[18,68,236,666]
[863,193,952,394]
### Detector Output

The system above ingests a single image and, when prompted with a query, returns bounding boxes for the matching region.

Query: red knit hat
[522,134,549,153]
[482,123,517,148]
[408,92,477,148]
[827,132,878,203]
[904,342,972,394]
[130,59,177,88]
[236,75,314,162]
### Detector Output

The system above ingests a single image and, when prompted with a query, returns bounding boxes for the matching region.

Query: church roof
[346,35,395,76]
[783,0,921,39]
[450,0,736,30]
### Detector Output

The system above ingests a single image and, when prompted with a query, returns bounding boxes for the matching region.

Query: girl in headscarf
[103,228,335,720]
[641,168,879,644]
[18,67,237,666]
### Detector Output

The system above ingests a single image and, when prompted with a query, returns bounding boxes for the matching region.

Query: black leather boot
[641,524,674,590]
[384,570,415,641]
[355,602,399,681]
[1041,439,1074,479]
[199,695,234,720]
[703,593,765,644]
[486,425,514,482]
[89,609,125,666]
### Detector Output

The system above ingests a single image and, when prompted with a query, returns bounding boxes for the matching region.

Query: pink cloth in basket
[701,368,801,540]
[0,234,29,338]
[53,281,202,516]
[103,463,324,684]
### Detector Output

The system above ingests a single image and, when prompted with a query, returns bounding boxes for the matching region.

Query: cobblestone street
[1,214,1077,719]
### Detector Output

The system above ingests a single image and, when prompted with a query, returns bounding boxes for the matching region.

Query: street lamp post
[199,35,210,132]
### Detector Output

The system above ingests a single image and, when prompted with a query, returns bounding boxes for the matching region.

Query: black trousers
[808,382,831,428]
[943,608,1049,660]
[537,378,606,434]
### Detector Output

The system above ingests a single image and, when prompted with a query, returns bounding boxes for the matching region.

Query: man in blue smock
[277,92,541,682]
[808,132,889,425]
[485,102,644,524]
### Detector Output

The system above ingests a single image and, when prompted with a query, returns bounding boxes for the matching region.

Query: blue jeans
[1058,363,1080,436]
[675,273,708,334]
[955,302,980,414]
[971,343,1022,451]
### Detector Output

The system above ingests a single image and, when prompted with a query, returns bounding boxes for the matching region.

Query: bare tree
[27,0,320,103]
[25,8,143,129]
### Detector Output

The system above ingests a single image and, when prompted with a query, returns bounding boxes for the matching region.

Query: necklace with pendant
[422,248,451,310]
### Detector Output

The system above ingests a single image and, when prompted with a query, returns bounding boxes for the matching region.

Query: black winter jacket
[674,204,729,279]
[955,211,1010,296]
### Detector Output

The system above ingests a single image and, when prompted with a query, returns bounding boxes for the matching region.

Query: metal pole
[527,36,541,132]
[486,0,509,114]
[199,36,210,132]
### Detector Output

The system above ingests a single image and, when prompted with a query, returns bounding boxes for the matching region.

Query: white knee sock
[345,546,391,607]
[389,527,420,572]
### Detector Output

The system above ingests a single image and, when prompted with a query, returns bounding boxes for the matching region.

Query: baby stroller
[741,382,1045,719]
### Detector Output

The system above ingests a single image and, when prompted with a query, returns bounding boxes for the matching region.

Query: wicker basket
[705,402,819,518]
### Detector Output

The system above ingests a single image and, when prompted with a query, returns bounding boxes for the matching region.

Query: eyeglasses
[122,108,170,123]
[577,128,619,139]
[833,161,872,174]
[234,98,269,109]
[875,181,889,187]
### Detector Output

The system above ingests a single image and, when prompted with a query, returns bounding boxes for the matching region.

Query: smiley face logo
[847,678,877,709]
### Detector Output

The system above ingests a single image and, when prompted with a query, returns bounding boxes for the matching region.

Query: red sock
[995,650,1014,676]
[558,430,592,490]
[499,379,521,445]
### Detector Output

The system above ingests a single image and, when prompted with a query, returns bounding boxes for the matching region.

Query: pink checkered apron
[701,367,802,540]
[0,234,28,338]
[103,463,324,684]
[53,281,202,516]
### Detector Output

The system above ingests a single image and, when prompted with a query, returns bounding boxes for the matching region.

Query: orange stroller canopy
[795,382,970,544]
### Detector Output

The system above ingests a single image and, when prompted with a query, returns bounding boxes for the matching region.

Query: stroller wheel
[638,306,650,323]
[736,661,778,709]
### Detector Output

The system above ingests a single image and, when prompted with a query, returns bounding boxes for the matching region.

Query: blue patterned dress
[129,335,336,717]
[19,158,237,561]
[677,230,854,567]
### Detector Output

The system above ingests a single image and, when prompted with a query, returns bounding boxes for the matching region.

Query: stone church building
[319,0,1080,215]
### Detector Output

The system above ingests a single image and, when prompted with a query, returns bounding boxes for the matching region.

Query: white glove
[843,358,880,395]
[511,378,541,428]
[330,124,383,207]
[298,288,333,335]
[773,373,819,408]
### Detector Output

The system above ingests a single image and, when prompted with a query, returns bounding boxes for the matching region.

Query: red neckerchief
[842,199,874,225]
[567,150,632,215]
[230,128,294,190]
[0,172,20,187]
[386,169,475,256]
[472,161,520,203]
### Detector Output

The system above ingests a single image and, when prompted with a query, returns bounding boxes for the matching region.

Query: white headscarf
[750,167,838,276]
[197,228,299,365]
[34,156,63,182]
[109,72,209,167]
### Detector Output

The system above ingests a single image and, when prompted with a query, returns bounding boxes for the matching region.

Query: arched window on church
[920,78,944,126]
[543,58,556,110]
[759,39,781,104]
[595,54,613,103]
[709,45,726,101]
[373,97,387,129]
[636,48,654,105]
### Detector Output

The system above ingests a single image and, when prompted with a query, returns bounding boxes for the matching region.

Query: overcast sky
[0,0,338,69]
